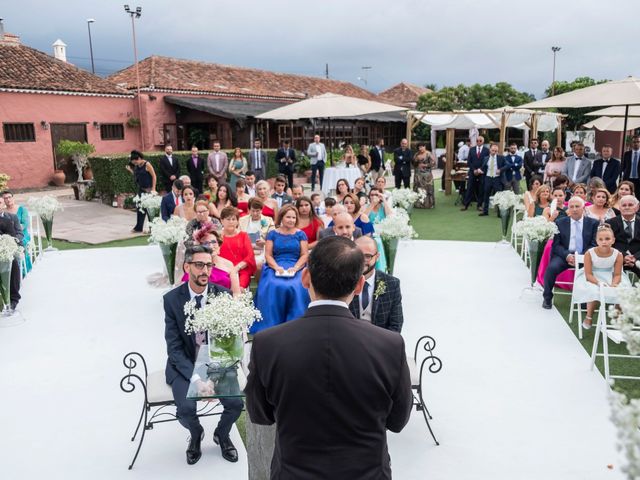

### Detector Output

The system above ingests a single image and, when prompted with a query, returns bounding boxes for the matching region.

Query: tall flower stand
[520,238,545,299]
[0,259,24,327]
[41,216,58,252]
[498,207,512,245]
[382,237,399,275]
[158,242,178,286]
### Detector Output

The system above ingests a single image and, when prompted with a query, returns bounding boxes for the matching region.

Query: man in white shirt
[348,236,404,332]
[307,134,327,192]
[457,139,470,162]
[207,141,228,184]
[244,171,257,197]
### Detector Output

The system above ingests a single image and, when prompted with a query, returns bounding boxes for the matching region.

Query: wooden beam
[498,112,507,152]
[445,128,455,195]
[531,113,539,139]
[405,111,413,144]
[556,117,562,148]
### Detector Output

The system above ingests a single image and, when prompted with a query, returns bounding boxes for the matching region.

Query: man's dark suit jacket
[274,148,297,171]
[551,215,599,260]
[503,154,524,182]
[159,154,181,191]
[369,146,385,171]
[606,214,640,273]
[0,211,23,244]
[392,147,413,177]
[186,155,206,192]
[523,149,541,179]
[590,158,621,194]
[348,270,403,332]
[467,146,490,174]
[480,154,507,178]
[245,304,412,479]
[164,282,229,385]
[317,226,363,240]
[160,192,181,221]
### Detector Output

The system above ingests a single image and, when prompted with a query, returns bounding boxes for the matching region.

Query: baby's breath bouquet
[28,195,63,251]
[390,189,420,210]
[132,192,162,221]
[375,209,417,275]
[512,216,559,286]
[184,291,261,366]
[149,216,188,285]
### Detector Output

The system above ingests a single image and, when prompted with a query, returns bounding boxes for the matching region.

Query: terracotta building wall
[0,92,138,189]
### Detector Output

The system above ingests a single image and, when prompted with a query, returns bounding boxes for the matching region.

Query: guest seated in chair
[349,236,404,332]
[161,179,184,221]
[239,198,275,281]
[218,207,256,289]
[542,197,598,309]
[606,194,640,276]
[163,245,243,465]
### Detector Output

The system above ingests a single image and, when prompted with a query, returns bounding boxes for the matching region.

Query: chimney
[53,39,67,62]
[0,19,21,46]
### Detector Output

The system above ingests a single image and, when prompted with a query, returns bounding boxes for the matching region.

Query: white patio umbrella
[255,92,406,120]
[519,76,640,156]
[586,105,640,117]
[583,116,640,131]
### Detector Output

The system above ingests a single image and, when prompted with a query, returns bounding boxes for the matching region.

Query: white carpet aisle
[390,240,623,480]
[0,242,625,479]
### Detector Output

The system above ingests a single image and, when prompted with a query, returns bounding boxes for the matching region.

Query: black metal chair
[120,352,221,470]
[406,335,442,445]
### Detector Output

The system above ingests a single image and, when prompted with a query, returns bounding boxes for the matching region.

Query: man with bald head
[542,196,598,309]
[318,205,363,240]
[348,236,404,332]
[606,195,640,275]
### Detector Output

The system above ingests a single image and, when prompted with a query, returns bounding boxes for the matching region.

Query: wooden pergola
[405,108,565,194]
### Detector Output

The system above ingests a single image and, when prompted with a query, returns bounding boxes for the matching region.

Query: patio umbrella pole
[622,104,630,158]
[328,117,333,165]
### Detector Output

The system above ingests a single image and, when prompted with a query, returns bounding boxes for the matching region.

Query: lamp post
[551,46,561,96]
[358,66,372,86]
[86,19,95,74]
[124,5,145,150]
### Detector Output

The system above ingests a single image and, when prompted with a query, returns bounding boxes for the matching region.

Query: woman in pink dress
[180,222,240,295]
[543,146,566,186]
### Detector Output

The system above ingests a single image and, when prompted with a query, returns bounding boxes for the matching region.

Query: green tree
[544,76,609,130]
[416,82,535,112]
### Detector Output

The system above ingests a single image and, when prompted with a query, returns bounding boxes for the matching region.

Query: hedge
[89,149,282,198]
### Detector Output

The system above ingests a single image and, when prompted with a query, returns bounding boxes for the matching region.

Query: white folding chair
[510,206,525,251]
[590,284,640,385]
[28,212,42,262]
[565,254,585,338]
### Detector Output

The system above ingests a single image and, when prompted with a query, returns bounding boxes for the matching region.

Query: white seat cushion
[605,329,624,345]
[407,356,420,387]
[147,370,174,404]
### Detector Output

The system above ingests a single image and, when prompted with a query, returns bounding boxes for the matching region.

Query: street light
[86,19,95,74]
[551,46,561,96]
[357,66,372,86]
[124,5,145,150]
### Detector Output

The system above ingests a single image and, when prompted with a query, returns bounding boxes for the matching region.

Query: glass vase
[382,237,399,275]
[41,216,57,251]
[499,207,512,243]
[147,207,160,223]
[528,239,545,287]
[0,260,12,313]
[158,242,178,285]
[209,334,244,368]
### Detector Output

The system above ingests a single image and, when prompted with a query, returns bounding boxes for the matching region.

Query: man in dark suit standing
[590,144,620,194]
[461,136,489,211]
[393,138,413,189]
[349,236,403,332]
[523,138,540,185]
[186,146,205,193]
[160,179,184,221]
[245,236,412,479]
[159,145,181,192]
[369,137,385,183]
[620,135,640,200]
[270,176,293,208]
[606,195,640,276]
[274,140,296,190]
[249,138,268,181]
[479,143,505,216]
[0,196,23,310]
[542,197,599,309]
[503,142,524,193]
[164,245,243,465]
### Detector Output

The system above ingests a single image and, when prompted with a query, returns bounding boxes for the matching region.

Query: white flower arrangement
[184,290,262,339]
[490,190,523,210]
[0,234,21,262]
[132,192,162,214]
[376,209,417,240]
[148,216,188,245]
[609,390,640,479]
[511,216,559,243]
[27,195,63,221]
[390,189,420,210]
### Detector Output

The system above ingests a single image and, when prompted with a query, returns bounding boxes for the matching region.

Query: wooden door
[50,123,88,181]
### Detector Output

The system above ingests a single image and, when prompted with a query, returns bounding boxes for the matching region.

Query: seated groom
[164,245,243,465]
[349,236,404,332]
[542,196,598,309]
[160,179,184,221]
[245,236,412,478]
[606,194,640,276]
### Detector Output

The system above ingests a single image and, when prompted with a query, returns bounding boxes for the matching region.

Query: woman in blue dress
[363,188,393,272]
[252,204,310,334]
[2,191,32,274]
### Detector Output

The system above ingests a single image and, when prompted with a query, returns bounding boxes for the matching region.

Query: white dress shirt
[188,283,208,381]
[308,299,349,309]
[572,157,583,182]
[167,154,173,167]
[568,217,584,253]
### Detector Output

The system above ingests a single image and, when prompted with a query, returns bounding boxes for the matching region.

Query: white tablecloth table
[321,167,362,196]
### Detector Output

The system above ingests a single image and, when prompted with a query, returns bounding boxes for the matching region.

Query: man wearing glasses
[461,136,489,211]
[163,245,243,465]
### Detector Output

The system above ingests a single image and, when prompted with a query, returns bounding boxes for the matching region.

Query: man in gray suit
[318,210,363,240]
[307,134,327,192]
[249,138,268,181]
[562,142,591,185]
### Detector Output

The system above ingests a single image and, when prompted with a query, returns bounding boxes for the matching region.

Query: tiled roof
[107,55,378,101]
[0,40,128,96]
[377,82,432,107]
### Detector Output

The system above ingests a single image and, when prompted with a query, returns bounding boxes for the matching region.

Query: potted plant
[56,140,96,199]
[127,117,141,128]
[0,173,10,191]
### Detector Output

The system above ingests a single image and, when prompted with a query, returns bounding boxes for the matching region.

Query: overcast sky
[3,0,637,98]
